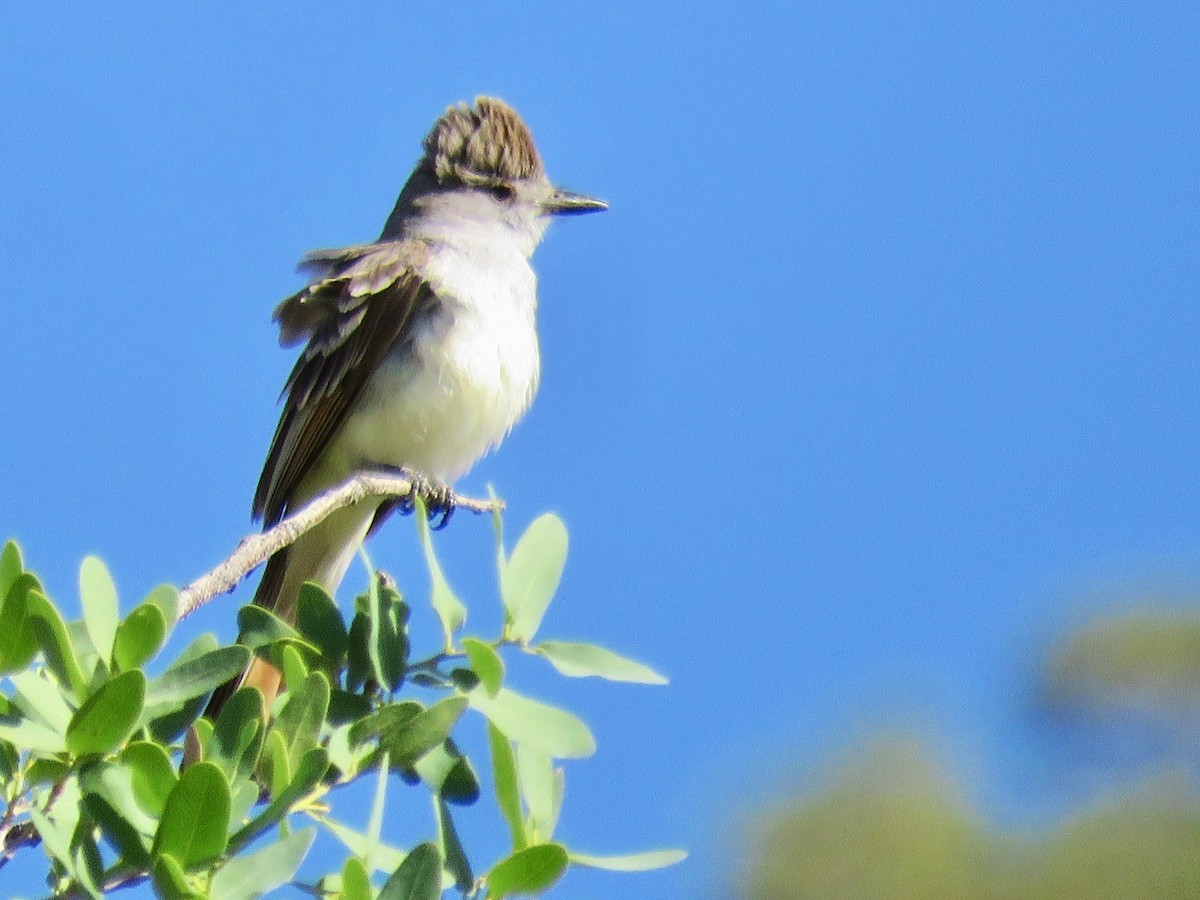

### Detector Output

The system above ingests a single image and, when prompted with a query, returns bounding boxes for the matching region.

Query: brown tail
[203,546,290,720]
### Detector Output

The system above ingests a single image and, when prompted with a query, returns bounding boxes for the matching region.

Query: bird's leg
[384,466,458,529]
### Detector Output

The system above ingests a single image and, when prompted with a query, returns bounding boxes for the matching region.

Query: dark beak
[543,188,609,216]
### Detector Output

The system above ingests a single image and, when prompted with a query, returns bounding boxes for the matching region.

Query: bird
[208,96,607,716]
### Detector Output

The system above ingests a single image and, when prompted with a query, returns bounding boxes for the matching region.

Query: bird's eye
[488,183,514,202]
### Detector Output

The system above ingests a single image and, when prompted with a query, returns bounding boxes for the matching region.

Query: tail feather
[203,546,290,719]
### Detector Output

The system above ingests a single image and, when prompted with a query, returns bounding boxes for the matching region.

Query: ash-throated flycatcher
[212,97,606,713]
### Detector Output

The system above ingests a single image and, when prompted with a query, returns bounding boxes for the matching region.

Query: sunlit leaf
[0,571,40,674]
[415,738,480,806]
[150,852,194,900]
[274,670,330,773]
[341,856,373,900]
[230,747,328,853]
[79,555,119,664]
[142,645,252,719]
[501,514,568,643]
[488,722,526,851]
[210,687,266,785]
[463,637,504,695]
[0,541,22,598]
[152,761,230,869]
[415,495,467,641]
[113,601,168,672]
[378,696,468,767]
[66,669,145,756]
[569,849,688,871]
[517,744,557,842]
[470,687,595,759]
[25,588,87,700]
[121,741,177,817]
[209,825,316,900]
[486,843,569,898]
[536,641,668,685]
[318,815,407,875]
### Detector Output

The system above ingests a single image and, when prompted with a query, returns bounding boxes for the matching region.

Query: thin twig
[177,473,500,619]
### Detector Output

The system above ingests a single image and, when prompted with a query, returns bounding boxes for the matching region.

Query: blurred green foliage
[738,609,1200,900]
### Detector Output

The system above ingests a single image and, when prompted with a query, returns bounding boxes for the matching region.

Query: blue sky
[3,4,1199,897]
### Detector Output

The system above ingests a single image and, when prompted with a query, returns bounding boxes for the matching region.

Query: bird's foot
[392,467,457,530]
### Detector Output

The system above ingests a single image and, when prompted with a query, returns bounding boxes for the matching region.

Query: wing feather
[254,240,436,525]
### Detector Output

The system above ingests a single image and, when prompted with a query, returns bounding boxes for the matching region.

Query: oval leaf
[26,589,87,699]
[296,581,349,669]
[0,572,40,674]
[113,602,168,672]
[486,843,569,898]
[463,638,504,695]
[569,849,688,871]
[80,556,119,663]
[122,741,178,816]
[502,514,568,643]
[152,761,231,868]
[469,687,595,759]
[379,842,442,900]
[209,825,316,900]
[415,497,467,640]
[67,670,146,756]
[536,641,667,685]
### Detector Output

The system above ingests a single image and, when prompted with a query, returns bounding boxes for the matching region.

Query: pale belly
[322,297,540,485]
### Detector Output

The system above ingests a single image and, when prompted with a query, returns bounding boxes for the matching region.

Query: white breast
[332,239,541,482]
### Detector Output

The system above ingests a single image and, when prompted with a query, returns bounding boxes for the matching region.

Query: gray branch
[177,472,499,618]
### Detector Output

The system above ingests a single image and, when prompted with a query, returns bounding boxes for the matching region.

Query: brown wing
[254,239,436,525]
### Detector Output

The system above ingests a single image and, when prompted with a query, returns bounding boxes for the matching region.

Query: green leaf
[236,604,320,656]
[470,687,595,759]
[535,640,667,684]
[122,741,177,816]
[501,514,568,643]
[79,556,119,664]
[414,739,481,805]
[0,540,22,598]
[415,495,467,640]
[280,642,310,698]
[349,700,424,748]
[379,696,468,767]
[142,645,252,717]
[346,611,373,693]
[79,759,159,848]
[113,601,168,671]
[0,713,65,754]
[66,669,145,756]
[366,749,390,875]
[0,571,40,674]
[230,747,328,853]
[258,728,292,800]
[436,796,473,891]
[83,791,151,868]
[209,825,316,900]
[142,583,180,628]
[150,852,196,900]
[341,856,373,900]
[9,667,74,733]
[463,637,504,695]
[273,670,330,773]
[488,722,526,851]
[152,761,231,869]
[379,842,443,900]
[25,588,88,699]
[569,849,688,871]
[486,843,569,898]
[210,687,266,785]
[516,744,559,842]
[296,581,349,670]
[367,575,409,692]
[317,815,407,875]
